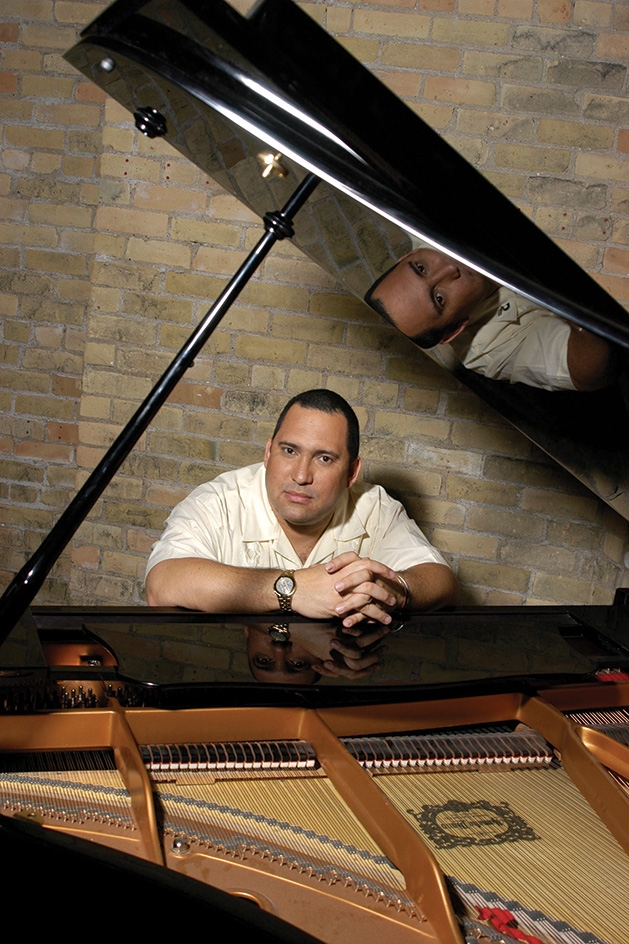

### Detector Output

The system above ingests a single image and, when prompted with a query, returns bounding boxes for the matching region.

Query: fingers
[324,551,360,574]
[333,625,391,648]
[327,554,395,583]
[312,644,387,679]
[334,582,397,616]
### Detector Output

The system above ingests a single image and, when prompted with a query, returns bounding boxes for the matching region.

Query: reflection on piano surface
[2,607,629,944]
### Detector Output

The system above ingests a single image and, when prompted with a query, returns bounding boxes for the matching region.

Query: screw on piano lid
[99,57,115,72]
[171,837,191,855]
[134,106,167,138]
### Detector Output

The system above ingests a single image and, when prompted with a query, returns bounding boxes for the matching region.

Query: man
[145,389,458,627]
[365,245,616,392]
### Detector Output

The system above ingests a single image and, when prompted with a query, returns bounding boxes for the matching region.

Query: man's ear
[263,438,273,467]
[348,457,362,488]
[439,319,469,344]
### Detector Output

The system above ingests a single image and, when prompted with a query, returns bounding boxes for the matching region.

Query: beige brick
[434,19,510,45]
[192,246,250,277]
[353,10,430,38]
[233,335,305,365]
[495,142,570,172]
[447,474,519,506]
[521,488,598,520]
[375,410,449,441]
[446,135,489,166]
[425,76,495,106]
[91,260,161,293]
[0,221,57,248]
[94,206,169,238]
[410,102,454,129]
[596,32,629,58]
[36,101,101,128]
[381,43,460,72]
[527,176,607,209]
[363,381,399,407]
[432,528,499,557]
[170,218,243,246]
[538,0,573,22]
[5,125,65,150]
[219,442,266,467]
[584,93,629,123]
[612,220,629,245]
[307,344,380,375]
[126,237,191,269]
[576,152,628,182]
[462,51,542,81]
[537,118,614,149]
[133,182,206,215]
[407,443,483,477]
[271,312,343,344]
[502,84,580,116]
[531,573,594,603]
[548,58,624,91]
[592,272,629,302]
[496,0,534,15]
[574,0,613,25]
[461,0,497,12]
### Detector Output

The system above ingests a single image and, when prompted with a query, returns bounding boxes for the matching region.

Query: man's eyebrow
[277,439,341,460]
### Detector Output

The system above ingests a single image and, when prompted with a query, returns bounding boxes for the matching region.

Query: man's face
[371,248,496,347]
[264,404,360,533]
[245,626,318,684]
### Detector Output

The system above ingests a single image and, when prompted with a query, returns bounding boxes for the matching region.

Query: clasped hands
[291,551,406,629]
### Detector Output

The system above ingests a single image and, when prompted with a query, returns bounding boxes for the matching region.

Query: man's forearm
[402,563,459,611]
[145,558,283,612]
[567,325,616,391]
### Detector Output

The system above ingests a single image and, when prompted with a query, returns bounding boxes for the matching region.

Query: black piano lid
[64,0,629,349]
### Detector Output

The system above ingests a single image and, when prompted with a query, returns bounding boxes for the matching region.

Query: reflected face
[264,404,360,533]
[245,626,319,684]
[370,248,497,347]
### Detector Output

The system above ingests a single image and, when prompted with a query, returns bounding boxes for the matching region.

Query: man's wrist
[273,570,296,612]
[395,572,410,610]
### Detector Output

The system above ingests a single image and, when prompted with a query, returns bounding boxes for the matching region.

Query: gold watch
[273,570,296,612]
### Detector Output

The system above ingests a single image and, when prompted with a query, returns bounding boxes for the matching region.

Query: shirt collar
[241,464,369,563]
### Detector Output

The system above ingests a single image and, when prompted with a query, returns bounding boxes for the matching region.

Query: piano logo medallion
[408,799,540,849]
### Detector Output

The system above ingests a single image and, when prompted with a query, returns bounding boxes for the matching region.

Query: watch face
[275,575,295,596]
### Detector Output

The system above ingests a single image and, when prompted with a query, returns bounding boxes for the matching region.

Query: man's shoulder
[349,479,401,513]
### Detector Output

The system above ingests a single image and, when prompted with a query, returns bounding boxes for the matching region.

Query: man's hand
[291,552,400,626]
[311,638,388,680]
[326,552,406,627]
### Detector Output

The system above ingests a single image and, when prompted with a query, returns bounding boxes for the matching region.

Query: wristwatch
[273,570,296,612]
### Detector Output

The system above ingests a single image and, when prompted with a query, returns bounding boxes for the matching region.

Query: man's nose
[431,260,460,283]
[293,457,313,484]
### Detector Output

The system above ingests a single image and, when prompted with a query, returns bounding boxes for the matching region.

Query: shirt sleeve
[145,487,226,577]
[357,485,449,572]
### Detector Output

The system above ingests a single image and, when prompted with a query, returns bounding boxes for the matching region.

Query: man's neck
[276,514,334,565]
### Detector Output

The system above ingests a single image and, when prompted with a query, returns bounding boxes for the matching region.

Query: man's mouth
[283,489,314,503]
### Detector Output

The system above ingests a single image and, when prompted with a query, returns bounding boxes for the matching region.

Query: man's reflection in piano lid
[244,621,390,684]
[365,245,619,394]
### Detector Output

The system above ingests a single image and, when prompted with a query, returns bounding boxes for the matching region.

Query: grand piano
[1,1,629,941]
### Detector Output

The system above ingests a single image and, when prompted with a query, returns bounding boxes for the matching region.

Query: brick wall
[1,0,628,610]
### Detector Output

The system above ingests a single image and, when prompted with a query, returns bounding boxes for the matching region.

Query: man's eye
[435,293,445,307]
[254,656,274,666]
[288,660,310,670]
[319,455,333,464]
